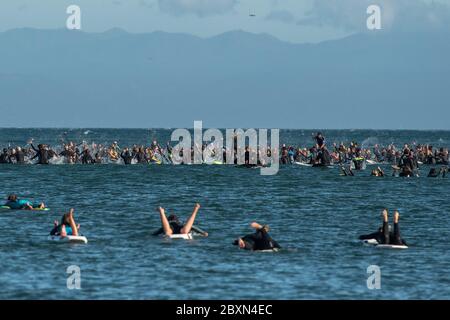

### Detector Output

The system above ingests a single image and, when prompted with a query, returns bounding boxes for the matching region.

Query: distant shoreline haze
[0,28,448,129]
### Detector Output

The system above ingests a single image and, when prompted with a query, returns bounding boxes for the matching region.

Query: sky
[1,0,450,43]
[0,1,449,129]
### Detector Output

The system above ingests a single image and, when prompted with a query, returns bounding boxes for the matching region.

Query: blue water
[0,129,449,299]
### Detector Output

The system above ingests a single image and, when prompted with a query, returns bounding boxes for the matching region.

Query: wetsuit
[121,151,133,165]
[81,150,94,164]
[50,214,74,236]
[352,157,365,170]
[236,228,281,251]
[359,221,406,246]
[313,148,331,167]
[4,199,35,209]
[315,134,325,149]
[135,151,147,164]
[0,151,11,163]
[30,144,50,165]
[14,150,25,164]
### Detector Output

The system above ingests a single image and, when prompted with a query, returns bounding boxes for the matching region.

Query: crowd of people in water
[2,131,432,250]
[0,133,448,177]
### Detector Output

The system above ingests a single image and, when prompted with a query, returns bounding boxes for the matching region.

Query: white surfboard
[366,160,378,165]
[294,162,312,167]
[48,235,88,244]
[166,233,193,240]
[362,239,408,249]
[375,244,408,249]
[257,248,280,253]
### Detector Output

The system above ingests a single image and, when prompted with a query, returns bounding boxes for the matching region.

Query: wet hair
[7,194,17,201]
[168,214,179,222]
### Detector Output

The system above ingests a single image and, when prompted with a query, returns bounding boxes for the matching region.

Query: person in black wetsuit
[233,222,281,251]
[121,148,134,165]
[13,147,25,164]
[314,132,325,149]
[352,149,365,170]
[81,147,94,164]
[0,148,11,164]
[134,147,148,164]
[359,209,406,246]
[398,149,417,177]
[155,203,207,237]
[313,147,332,167]
[30,143,50,164]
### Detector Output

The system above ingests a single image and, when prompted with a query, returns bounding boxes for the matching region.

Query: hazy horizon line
[1,127,449,132]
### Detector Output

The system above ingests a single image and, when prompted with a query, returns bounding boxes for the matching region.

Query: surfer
[14,147,26,164]
[0,148,12,163]
[154,203,207,237]
[397,149,418,177]
[352,149,365,170]
[359,209,406,246]
[233,222,281,251]
[121,148,134,165]
[50,208,80,237]
[314,132,325,149]
[4,194,46,210]
[30,143,50,165]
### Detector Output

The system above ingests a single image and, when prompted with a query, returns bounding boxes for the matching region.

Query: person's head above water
[7,194,17,201]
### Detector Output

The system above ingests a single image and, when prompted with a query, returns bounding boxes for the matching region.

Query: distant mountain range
[0,28,449,129]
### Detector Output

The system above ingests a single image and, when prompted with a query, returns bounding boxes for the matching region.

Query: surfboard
[294,162,312,167]
[362,239,408,249]
[47,235,88,244]
[257,248,280,253]
[375,244,408,249]
[0,206,50,211]
[166,233,193,240]
[366,160,379,165]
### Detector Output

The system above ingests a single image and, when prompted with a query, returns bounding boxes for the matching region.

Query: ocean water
[0,129,449,300]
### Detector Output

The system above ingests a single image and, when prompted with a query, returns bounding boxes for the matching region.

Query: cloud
[265,10,296,24]
[297,0,450,32]
[158,0,237,17]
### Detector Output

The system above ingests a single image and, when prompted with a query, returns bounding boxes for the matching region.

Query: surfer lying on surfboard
[4,194,46,210]
[233,222,281,251]
[50,208,80,237]
[359,209,407,246]
[154,203,208,237]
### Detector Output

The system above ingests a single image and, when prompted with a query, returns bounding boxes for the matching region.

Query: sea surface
[0,129,449,300]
